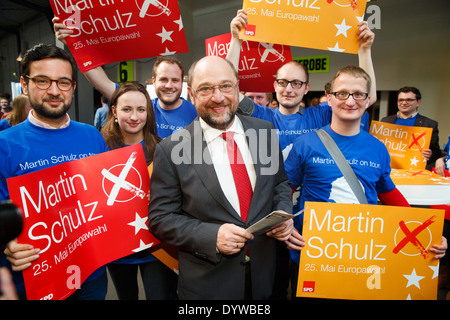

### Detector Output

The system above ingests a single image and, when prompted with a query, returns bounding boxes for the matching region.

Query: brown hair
[101,82,161,163]
[276,61,310,84]
[330,66,371,93]
[7,94,29,126]
[152,56,184,79]
[20,44,77,84]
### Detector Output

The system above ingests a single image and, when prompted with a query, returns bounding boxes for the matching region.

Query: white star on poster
[403,268,425,289]
[410,156,419,167]
[429,263,439,279]
[160,48,176,56]
[328,42,345,52]
[132,239,154,252]
[174,16,184,31]
[334,18,352,37]
[356,15,364,23]
[128,212,149,235]
[157,27,174,43]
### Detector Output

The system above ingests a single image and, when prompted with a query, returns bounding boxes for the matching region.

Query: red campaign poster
[7,144,159,300]
[50,0,188,72]
[205,33,292,92]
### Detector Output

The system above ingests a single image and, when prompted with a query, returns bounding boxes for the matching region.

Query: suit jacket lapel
[238,115,265,221]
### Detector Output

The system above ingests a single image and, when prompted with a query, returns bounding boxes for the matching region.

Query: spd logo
[80,55,93,68]
[303,281,315,293]
[245,25,256,36]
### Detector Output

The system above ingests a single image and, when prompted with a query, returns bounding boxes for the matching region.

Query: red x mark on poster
[408,131,427,152]
[393,215,436,259]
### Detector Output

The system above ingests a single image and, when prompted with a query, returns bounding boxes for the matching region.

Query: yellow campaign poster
[297,202,444,300]
[391,169,450,186]
[240,0,367,54]
[370,121,432,170]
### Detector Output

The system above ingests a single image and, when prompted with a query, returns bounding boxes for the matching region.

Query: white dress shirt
[199,117,256,218]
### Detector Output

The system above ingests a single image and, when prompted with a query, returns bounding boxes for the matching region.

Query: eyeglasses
[26,75,74,91]
[398,98,417,103]
[275,79,307,89]
[331,91,368,101]
[192,82,238,97]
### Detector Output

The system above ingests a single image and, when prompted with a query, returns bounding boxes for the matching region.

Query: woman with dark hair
[101,82,160,164]
[101,82,177,300]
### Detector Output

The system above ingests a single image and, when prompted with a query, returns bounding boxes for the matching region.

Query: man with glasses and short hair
[283,66,447,297]
[228,10,377,299]
[0,43,108,300]
[228,10,377,156]
[381,86,443,171]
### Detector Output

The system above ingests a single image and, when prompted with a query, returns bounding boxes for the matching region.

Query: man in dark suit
[381,86,443,170]
[148,56,295,300]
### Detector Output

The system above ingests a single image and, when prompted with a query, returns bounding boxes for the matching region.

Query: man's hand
[357,21,375,51]
[217,223,253,255]
[430,236,447,259]
[52,17,73,45]
[266,218,294,242]
[230,9,248,40]
[284,228,306,251]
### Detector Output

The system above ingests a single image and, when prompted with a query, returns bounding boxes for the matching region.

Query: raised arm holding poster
[297,202,444,300]
[7,144,159,300]
[50,0,188,72]
[205,33,292,92]
[240,0,367,54]
[370,120,432,170]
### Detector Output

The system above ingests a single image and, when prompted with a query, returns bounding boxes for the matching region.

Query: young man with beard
[52,17,198,139]
[148,55,294,299]
[0,44,108,300]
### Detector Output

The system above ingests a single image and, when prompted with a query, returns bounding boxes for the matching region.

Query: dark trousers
[107,259,177,300]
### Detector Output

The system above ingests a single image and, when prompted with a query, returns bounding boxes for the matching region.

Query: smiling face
[274,62,310,114]
[152,61,183,109]
[112,91,147,142]
[21,58,75,126]
[188,56,239,131]
[245,92,270,107]
[397,91,420,118]
[328,73,370,124]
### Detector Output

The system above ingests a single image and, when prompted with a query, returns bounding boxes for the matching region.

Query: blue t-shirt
[249,101,369,210]
[0,118,11,131]
[0,119,108,198]
[445,136,450,170]
[250,102,369,160]
[153,97,197,139]
[0,118,108,297]
[395,114,417,127]
[284,124,395,263]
